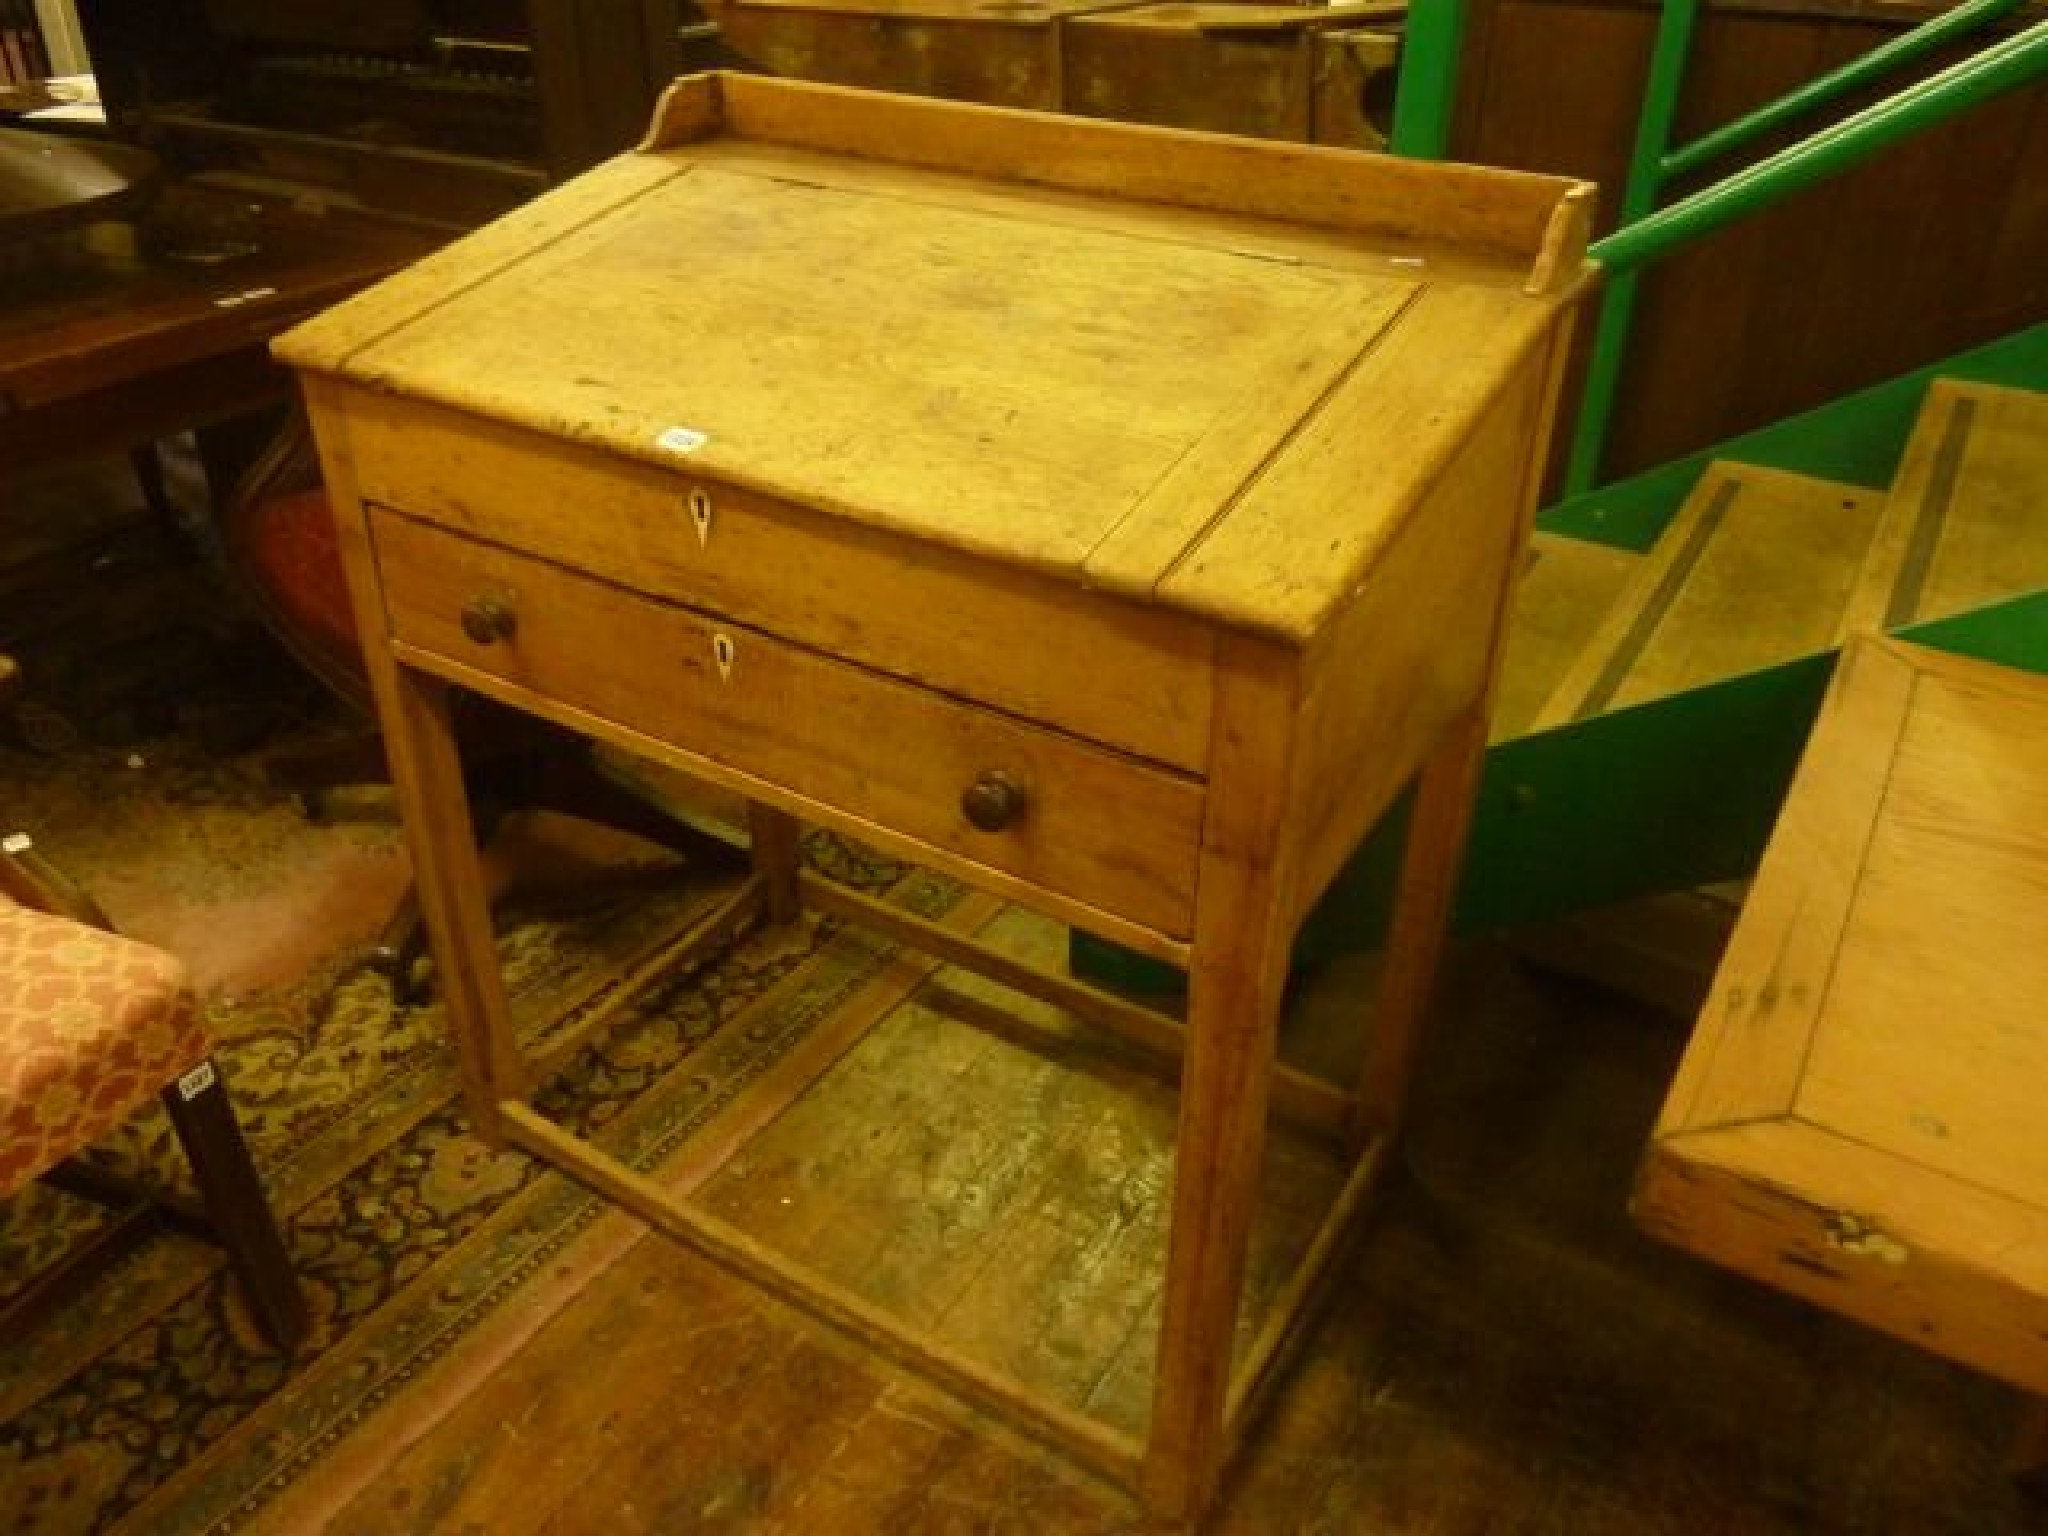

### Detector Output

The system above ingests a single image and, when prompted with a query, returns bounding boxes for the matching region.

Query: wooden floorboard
[935,1099,1168,1419]
[693,903,1347,1443]
[249,929,2040,1536]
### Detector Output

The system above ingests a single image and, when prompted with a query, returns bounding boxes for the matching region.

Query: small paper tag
[1,832,31,854]
[176,1060,218,1101]
[655,425,709,456]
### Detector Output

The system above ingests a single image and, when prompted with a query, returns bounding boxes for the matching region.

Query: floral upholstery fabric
[0,902,207,1201]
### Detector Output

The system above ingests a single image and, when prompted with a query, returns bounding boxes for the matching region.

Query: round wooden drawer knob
[960,770,1026,833]
[460,595,517,646]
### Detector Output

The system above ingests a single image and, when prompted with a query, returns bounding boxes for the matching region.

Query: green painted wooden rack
[1075,8,2048,994]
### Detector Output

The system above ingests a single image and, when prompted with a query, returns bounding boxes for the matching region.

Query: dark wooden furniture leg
[159,1057,309,1351]
[129,441,173,521]
[1,680,308,1352]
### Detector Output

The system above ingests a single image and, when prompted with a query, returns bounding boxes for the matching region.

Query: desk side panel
[1284,347,1551,928]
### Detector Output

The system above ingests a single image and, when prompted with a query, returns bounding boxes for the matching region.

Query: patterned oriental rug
[0,724,962,1535]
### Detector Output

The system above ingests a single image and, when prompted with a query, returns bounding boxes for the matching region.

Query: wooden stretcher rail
[486,850,1387,1506]
[526,875,767,1081]
[1225,1131,1390,1440]
[653,888,1010,1201]
[493,852,1377,1504]
[499,1100,1149,1490]
[799,871,1354,1139]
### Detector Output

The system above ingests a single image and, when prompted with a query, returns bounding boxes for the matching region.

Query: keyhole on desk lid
[689,488,713,547]
[712,631,736,682]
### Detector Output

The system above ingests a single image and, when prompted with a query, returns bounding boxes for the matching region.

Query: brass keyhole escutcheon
[460,595,517,646]
[960,770,1026,833]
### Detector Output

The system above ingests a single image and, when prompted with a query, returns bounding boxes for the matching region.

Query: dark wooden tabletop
[0,80,63,118]
[0,127,157,240]
[0,179,443,468]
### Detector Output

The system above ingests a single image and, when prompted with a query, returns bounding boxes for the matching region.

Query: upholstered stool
[0,892,307,1350]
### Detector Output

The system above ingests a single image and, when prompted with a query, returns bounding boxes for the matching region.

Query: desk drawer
[340,387,1216,775]
[371,509,1203,938]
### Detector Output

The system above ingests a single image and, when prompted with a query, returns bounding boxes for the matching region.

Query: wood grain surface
[1640,637,2048,1397]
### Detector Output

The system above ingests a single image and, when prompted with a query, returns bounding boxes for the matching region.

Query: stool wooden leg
[161,1057,308,1352]
[526,747,749,872]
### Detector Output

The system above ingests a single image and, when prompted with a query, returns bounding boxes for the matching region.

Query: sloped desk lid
[277,73,1593,639]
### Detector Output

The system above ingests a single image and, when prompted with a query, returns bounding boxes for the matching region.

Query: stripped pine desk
[276,73,1593,1521]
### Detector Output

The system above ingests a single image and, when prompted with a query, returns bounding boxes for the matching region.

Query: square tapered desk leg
[746,803,805,924]
[1143,642,1298,1517]
[1356,705,1490,1140]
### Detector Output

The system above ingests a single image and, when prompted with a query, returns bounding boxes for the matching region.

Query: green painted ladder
[1077,13,2048,991]
[1076,357,2048,992]
[1469,368,2048,936]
